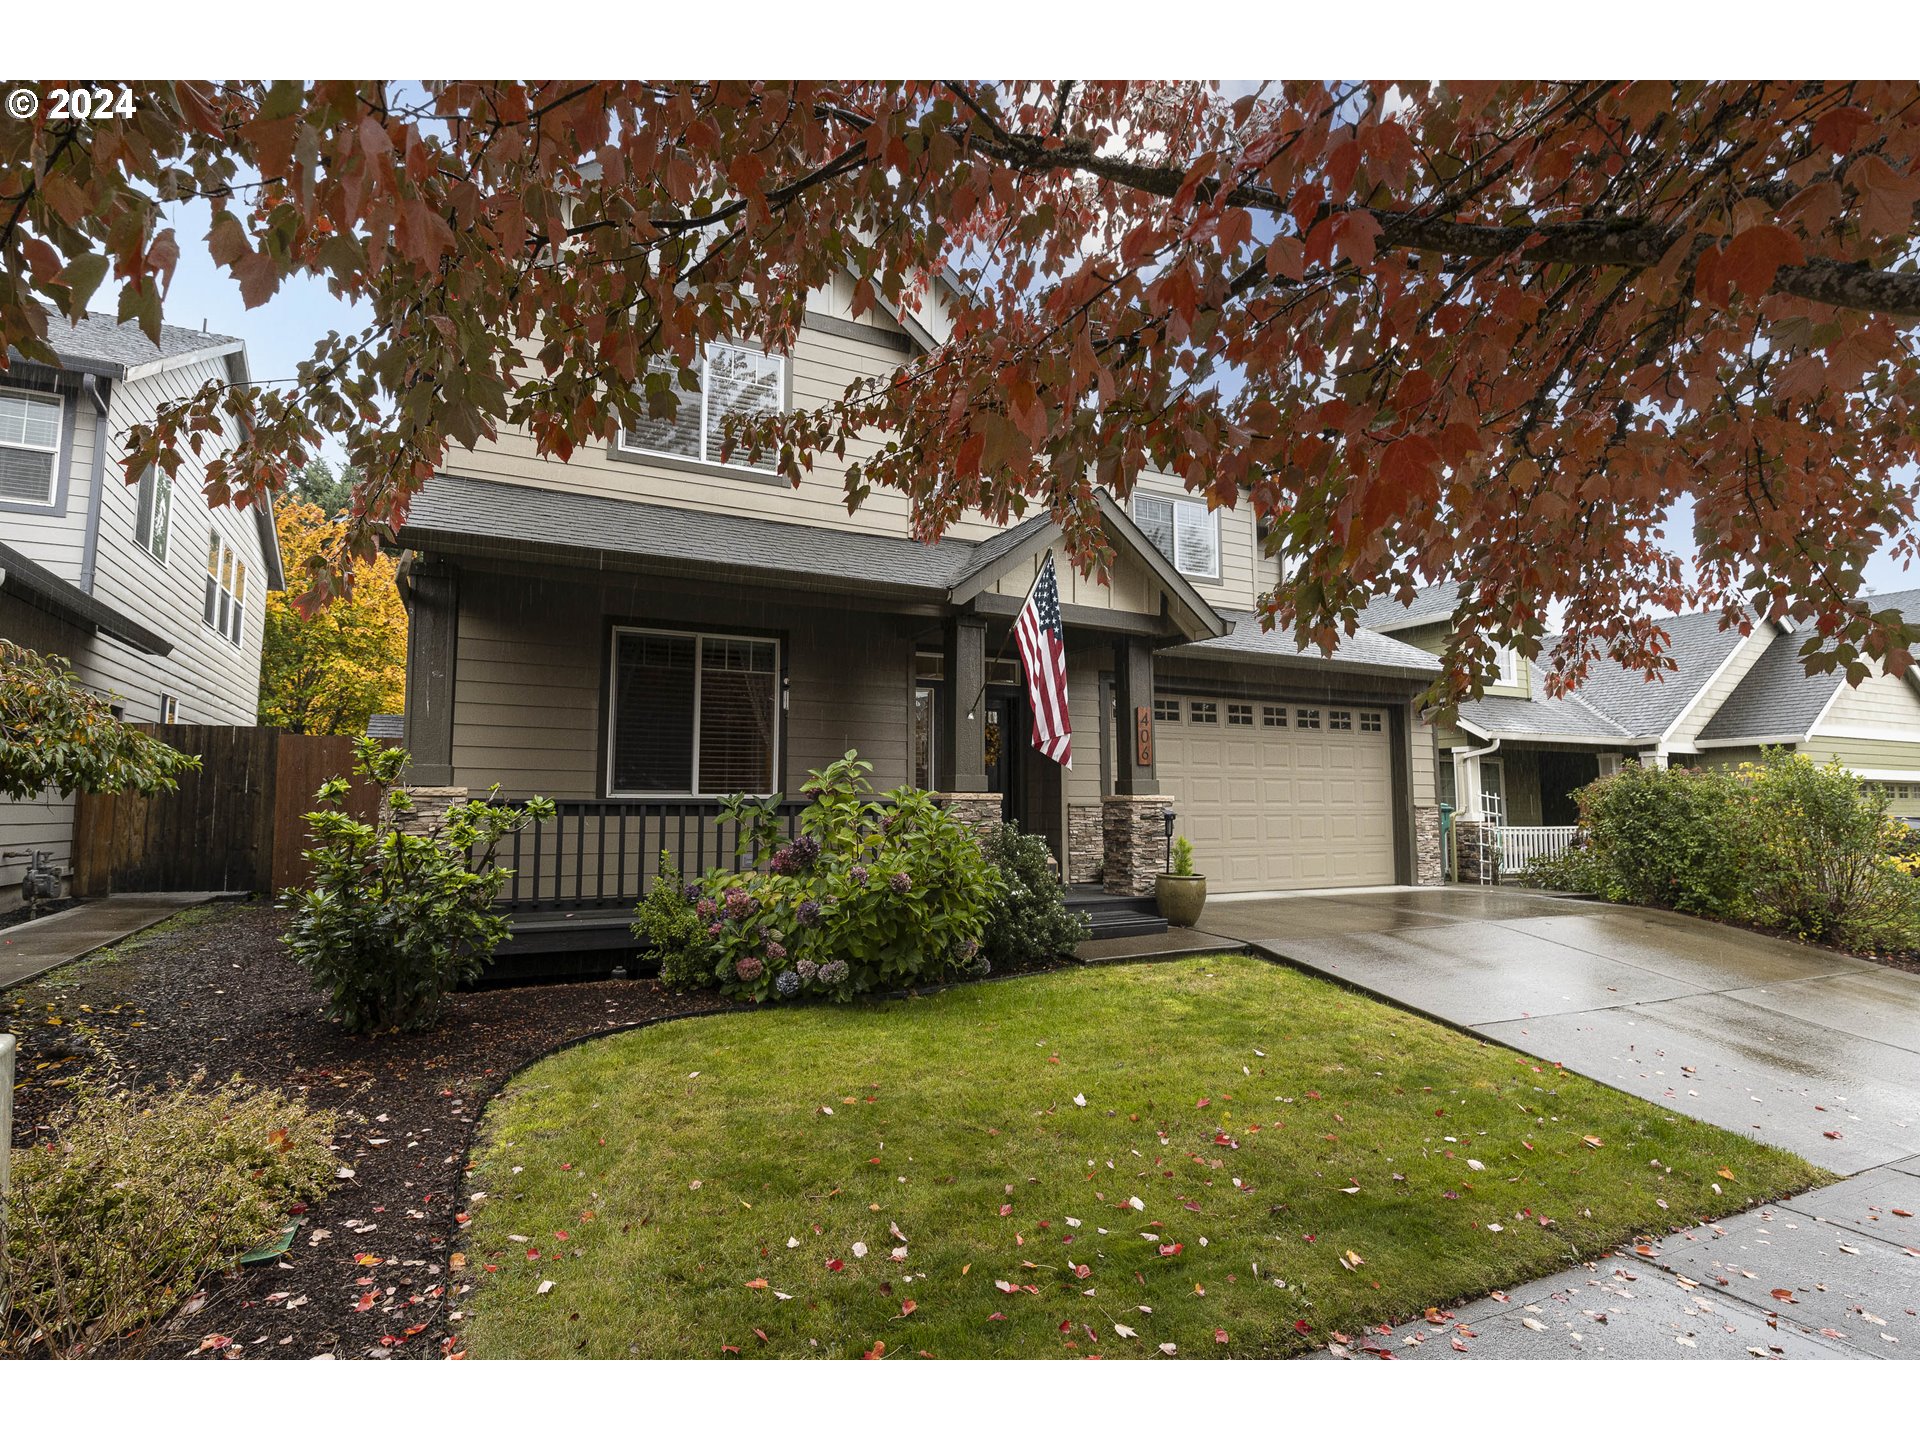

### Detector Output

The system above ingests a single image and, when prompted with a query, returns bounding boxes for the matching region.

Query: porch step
[1065,886,1168,941]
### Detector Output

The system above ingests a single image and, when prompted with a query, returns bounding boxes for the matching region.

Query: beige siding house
[395,277,1446,943]
[1,314,282,895]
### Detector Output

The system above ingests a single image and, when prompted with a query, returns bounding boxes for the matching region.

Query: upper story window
[135,468,174,562]
[1133,493,1220,580]
[1494,646,1522,688]
[618,342,787,475]
[0,388,63,507]
[203,535,246,647]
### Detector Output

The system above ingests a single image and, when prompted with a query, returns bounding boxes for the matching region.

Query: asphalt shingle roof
[1693,629,1836,742]
[1458,659,1641,742]
[15,307,242,375]
[1170,609,1443,677]
[1354,582,1464,633]
[1560,609,1752,739]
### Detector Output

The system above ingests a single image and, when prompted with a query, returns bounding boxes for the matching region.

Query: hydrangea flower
[766,941,788,962]
[850,865,869,885]
[796,899,822,927]
[769,844,798,875]
[968,954,992,978]
[735,955,765,983]
[724,887,755,918]
[819,959,850,986]
[790,834,822,867]
[795,957,819,982]
[695,898,717,920]
[707,923,723,937]
[889,871,913,894]
[775,969,802,999]
[683,882,703,903]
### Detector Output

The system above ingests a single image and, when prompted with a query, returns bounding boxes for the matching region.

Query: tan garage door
[1155,696,1396,892]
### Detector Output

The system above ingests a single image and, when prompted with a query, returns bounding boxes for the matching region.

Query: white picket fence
[1497,825,1581,876]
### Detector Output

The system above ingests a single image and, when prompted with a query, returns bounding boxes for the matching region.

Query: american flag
[1013,551,1073,768]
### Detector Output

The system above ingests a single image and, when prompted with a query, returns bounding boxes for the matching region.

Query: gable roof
[1693,627,1837,743]
[1560,609,1753,739]
[1354,582,1465,634]
[1171,609,1443,682]
[12,308,244,379]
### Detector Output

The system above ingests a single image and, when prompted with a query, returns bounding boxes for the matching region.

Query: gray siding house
[395,271,1449,925]
[2,313,283,894]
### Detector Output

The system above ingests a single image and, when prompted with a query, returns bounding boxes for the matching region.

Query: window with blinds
[0,388,62,506]
[607,627,780,796]
[619,342,786,474]
[1132,492,1220,579]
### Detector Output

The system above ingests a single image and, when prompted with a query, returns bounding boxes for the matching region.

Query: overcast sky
[106,190,1915,603]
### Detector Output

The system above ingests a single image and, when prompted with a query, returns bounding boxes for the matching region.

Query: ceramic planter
[1155,873,1207,927]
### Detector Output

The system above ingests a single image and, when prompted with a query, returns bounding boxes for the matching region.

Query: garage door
[1154,696,1397,892]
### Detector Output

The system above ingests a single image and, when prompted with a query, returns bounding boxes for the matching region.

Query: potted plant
[1155,836,1207,927]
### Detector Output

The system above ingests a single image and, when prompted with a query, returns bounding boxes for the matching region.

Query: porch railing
[1497,824,1580,876]
[479,799,809,912]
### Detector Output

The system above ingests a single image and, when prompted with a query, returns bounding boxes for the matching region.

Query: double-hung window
[607,627,780,796]
[135,468,174,561]
[1495,646,1522,688]
[1132,493,1220,580]
[203,535,245,646]
[0,388,63,506]
[618,342,787,474]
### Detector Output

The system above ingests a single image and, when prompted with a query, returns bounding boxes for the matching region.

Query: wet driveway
[1203,887,1920,1176]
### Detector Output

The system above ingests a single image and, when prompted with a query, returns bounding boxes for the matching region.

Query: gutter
[78,374,110,593]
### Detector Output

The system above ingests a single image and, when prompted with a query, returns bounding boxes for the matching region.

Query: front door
[984,687,1024,826]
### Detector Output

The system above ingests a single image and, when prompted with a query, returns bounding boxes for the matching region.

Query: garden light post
[1162,807,1176,873]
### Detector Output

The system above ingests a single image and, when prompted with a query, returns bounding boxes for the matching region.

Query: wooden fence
[71,727,380,897]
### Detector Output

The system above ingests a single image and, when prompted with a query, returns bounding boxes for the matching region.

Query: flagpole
[966,550,1053,721]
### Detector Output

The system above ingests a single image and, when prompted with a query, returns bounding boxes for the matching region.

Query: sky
[102,160,1916,604]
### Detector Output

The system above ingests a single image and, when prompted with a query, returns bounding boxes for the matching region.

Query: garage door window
[1329,710,1352,731]
[1153,697,1180,722]
[1360,712,1383,733]
[1227,703,1253,726]
[1262,706,1287,727]
[1296,708,1320,729]
[1190,700,1218,724]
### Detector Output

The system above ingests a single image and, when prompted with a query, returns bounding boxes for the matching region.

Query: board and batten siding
[449,566,917,802]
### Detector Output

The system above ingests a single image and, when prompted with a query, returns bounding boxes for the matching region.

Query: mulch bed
[3,900,729,1360]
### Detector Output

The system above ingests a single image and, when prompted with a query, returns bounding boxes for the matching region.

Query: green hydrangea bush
[638,751,998,1002]
[281,738,554,1033]
[1,1077,334,1358]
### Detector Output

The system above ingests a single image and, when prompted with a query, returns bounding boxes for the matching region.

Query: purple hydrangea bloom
[735,955,764,983]
[775,969,802,999]
[819,958,850,987]
[790,834,821,867]
[766,940,787,962]
[889,871,912,894]
[724,887,755,918]
[795,957,819,981]
[769,844,798,875]
[796,899,822,927]
[695,898,717,920]
[850,865,869,885]
[683,882,703,903]
[707,923,722,937]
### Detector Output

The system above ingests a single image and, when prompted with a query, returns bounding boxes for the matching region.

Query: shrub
[632,856,710,992]
[1517,837,1611,895]
[979,821,1090,973]
[1573,761,1748,916]
[1169,835,1196,877]
[1740,753,1920,950]
[1,1077,334,1358]
[639,750,999,1001]
[281,738,554,1032]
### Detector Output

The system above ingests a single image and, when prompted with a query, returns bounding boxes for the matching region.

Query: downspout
[1450,736,1501,819]
[77,375,111,594]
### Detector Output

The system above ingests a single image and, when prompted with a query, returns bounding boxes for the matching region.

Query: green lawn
[461,955,1825,1359]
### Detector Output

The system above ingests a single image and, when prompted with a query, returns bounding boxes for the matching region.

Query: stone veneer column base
[931,793,1005,839]
[387,785,469,836]
[1413,805,1443,885]
[1453,818,1497,885]
[1067,804,1103,885]
[1102,794,1174,897]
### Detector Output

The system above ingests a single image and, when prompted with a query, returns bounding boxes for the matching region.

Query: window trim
[604,623,784,799]
[1494,646,1522,688]
[0,383,70,514]
[134,466,174,563]
[202,533,245,648]
[1131,492,1222,582]
[610,344,792,480]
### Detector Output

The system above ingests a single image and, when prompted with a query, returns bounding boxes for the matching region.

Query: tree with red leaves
[5,80,1919,700]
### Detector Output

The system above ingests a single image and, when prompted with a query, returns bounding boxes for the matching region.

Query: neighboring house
[1,312,283,894]
[392,268,1447,943]
[1359,584,1920,873]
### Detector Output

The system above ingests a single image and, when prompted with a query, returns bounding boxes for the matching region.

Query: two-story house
[1360,583,1920,877]
[391,269,1448,949]
[1,313,283,896]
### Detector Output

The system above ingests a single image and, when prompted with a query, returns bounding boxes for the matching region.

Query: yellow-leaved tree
[258,499,406,735]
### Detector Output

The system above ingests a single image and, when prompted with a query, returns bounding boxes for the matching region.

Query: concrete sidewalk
[0,894,222,990]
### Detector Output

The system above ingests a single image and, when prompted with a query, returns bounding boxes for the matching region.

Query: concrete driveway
[1203,887,1920,1176]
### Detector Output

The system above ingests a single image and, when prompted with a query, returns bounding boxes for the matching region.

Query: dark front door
[984,687,1024,826]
